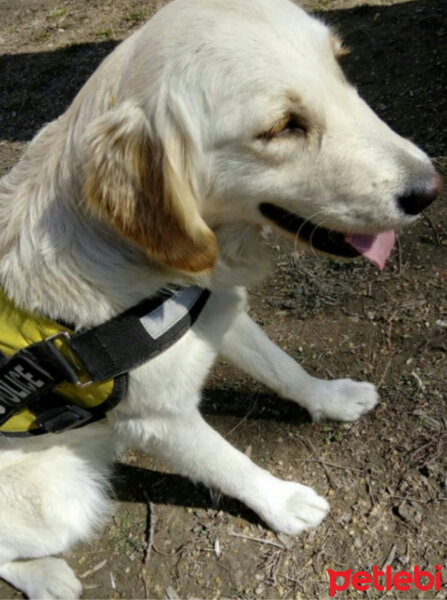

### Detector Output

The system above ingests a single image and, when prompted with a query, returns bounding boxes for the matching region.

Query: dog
[0,0,441,597]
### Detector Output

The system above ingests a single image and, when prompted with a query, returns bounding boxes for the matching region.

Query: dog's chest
[116,287,247,417]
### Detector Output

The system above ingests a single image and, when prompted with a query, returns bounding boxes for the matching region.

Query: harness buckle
[35,403,94,433]
[46,332,93,388]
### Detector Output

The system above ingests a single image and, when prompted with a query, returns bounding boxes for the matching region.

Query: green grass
[35,29,50,42]
[96,28,114,39]
[48,7,67,20]
[125,9,148,26]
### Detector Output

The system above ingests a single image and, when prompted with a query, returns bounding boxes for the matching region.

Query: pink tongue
[346,230,396,270]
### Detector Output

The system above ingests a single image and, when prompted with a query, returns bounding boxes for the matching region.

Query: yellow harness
[0,288,116,435]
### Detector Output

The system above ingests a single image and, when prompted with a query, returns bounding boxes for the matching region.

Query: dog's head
[83,0,442,273]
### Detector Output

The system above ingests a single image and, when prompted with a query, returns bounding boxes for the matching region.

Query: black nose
[398,170,443,215]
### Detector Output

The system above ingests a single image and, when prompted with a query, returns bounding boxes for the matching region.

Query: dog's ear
[83,102,217,273]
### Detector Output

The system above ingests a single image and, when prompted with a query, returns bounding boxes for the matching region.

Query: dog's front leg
[221,311,378,422]
[118,409,328,535]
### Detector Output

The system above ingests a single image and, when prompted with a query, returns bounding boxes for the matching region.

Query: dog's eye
[262,115,308,140]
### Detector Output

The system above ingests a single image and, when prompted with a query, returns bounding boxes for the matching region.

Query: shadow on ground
[1,0,446,155]
[114,387,310,511]
[113,463,262,525]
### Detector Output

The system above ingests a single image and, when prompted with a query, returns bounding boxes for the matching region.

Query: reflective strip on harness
[140,286,205,339]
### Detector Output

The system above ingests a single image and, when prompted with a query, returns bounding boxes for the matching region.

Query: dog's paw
[3,558,83,600]
[36,560,82,600]
[309,378,379,422]
[256,479,329,536]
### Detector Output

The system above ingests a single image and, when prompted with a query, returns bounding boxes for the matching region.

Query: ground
[0,0,446,598]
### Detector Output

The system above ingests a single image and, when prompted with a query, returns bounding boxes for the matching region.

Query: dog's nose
[398,170,443,215]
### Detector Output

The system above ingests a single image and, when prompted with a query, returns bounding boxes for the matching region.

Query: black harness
[0,286,210,436]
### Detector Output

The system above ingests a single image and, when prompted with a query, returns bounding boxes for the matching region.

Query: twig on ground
[143,490,157,566]
[365,470,376,506]
[266,549,283,585]
[277,572,300,585]
[141,490,156,599]
[109,572,116,590]
[152,542,183,557]
[79,559,108,579]
[381,543,397,570]
[296,458,363,473]
[302,439,340,489]
[377,358,393,390]
[228,528,285,549]
[224,393,259,439]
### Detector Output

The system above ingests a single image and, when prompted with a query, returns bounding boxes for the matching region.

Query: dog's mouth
[259,203,396,270]
[259,202,358,258]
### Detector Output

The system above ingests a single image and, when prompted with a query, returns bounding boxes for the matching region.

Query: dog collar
[0,286,210,437]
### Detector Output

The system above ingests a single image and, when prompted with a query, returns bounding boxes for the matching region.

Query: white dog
[0,0,441,597]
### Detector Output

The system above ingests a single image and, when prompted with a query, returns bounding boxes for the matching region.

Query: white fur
[0,0,437,597]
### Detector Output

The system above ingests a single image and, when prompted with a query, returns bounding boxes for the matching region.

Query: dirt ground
[0,0,446,598]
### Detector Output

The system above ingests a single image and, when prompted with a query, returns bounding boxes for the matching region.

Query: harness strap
[0,286,210,430]
[70,286,210,381]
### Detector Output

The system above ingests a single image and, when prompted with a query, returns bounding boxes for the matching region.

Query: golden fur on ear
[84,102,217,273]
